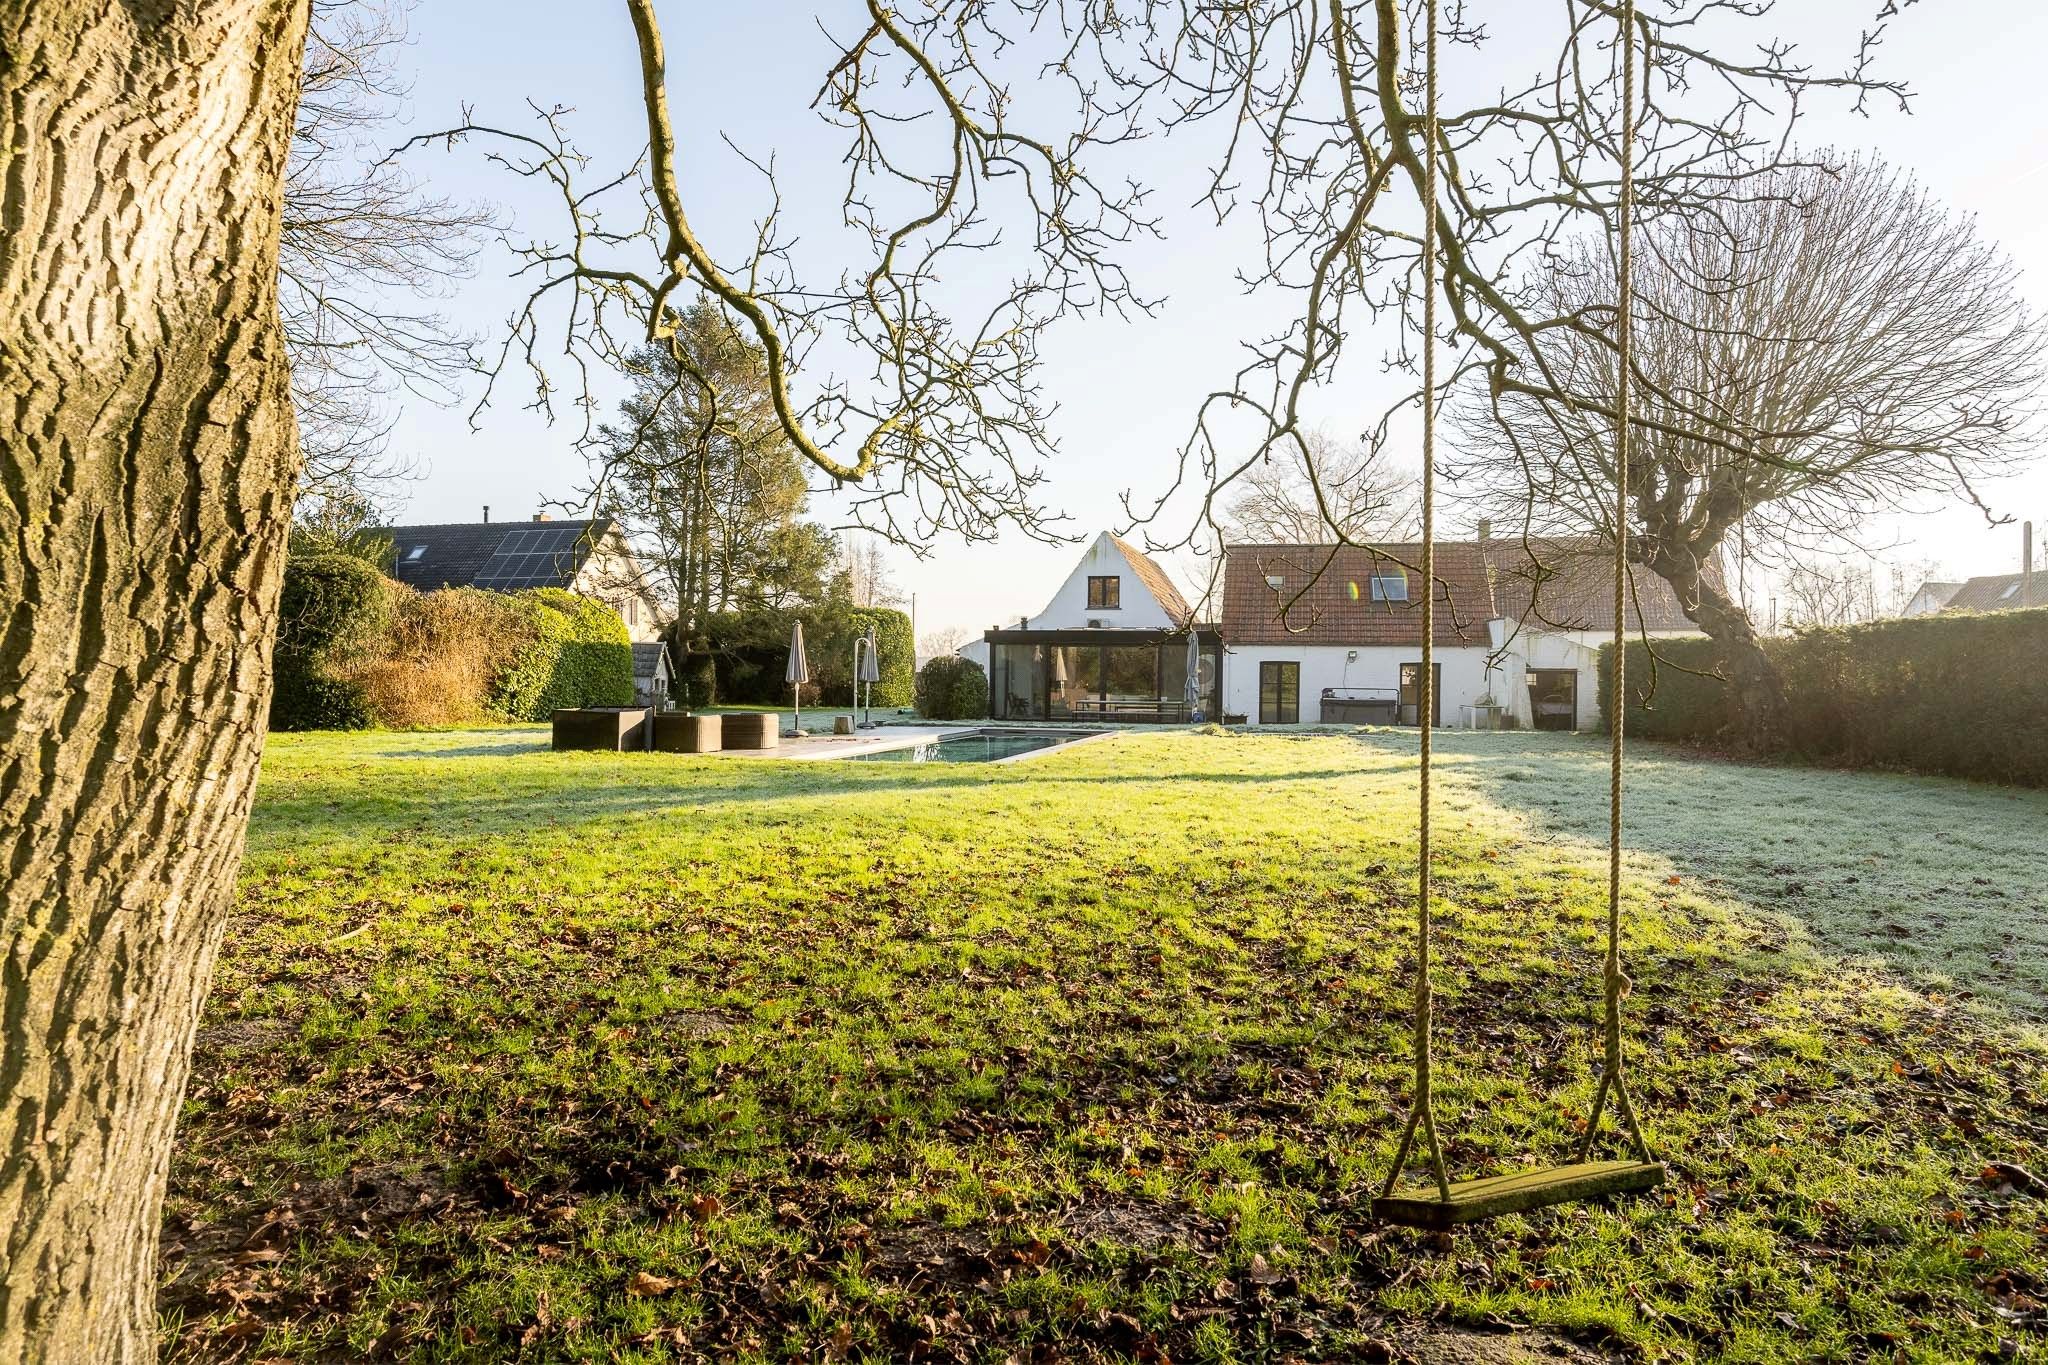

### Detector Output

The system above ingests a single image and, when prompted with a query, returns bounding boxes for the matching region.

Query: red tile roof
[1487,537,1719,634]
[1218,537,1720,646]
[1220,543,1496,646]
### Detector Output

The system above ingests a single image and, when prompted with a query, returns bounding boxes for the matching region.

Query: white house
[979,531,1221,722]
[380,514,668,643]
[1901,579,1964,617]
[1482,539,1722,730]
[1219,535,1718,730]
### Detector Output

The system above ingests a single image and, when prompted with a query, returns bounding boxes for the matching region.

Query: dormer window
[1369,571,1408,602]
[405,544,427,562]
[1087,575,1121,609]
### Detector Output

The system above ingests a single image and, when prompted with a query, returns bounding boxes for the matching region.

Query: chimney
[1476,518,1491,541]
[533,511,553,523]
[482,504,490,524]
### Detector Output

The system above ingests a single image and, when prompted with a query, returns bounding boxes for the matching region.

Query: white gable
[1025,532,1181,630]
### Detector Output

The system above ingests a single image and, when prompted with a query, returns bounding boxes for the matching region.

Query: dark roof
[1941,572,2044,613]
[631,641,672,677]
[1486,537,1718,634]
[377,519,612,592]
[1220,542,1496,646]
[1107,533,1192,621]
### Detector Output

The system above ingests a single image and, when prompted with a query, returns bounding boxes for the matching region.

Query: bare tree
[1459,156,2044,740]
[840,533,904,610]
[1778,549,1943,628]
[1,0,1920,1349]
[1224,430,1418,544]
[1780,558,1877,629]
[284,0,493,515]
[919,625,972,659]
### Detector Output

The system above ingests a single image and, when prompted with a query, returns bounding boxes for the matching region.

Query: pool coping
[826,726,1118,764]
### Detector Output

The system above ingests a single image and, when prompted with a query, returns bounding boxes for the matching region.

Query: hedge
[271,554,393,731]
[1599,607,2048,785]
[702,604,915,708]
[916,655,988,721]
[490,588,635,721]
[819,608,914,707]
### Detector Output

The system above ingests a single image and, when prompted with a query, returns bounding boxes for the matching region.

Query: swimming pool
[847,729,1096,763]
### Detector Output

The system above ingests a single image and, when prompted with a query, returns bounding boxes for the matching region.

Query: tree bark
[0,2,308,1358]
[1634,536,1789,749]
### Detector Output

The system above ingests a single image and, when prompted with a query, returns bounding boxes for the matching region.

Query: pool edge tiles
[843,728,1106,764]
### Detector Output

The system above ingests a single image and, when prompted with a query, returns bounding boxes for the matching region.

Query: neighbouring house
[1219,531,1720,730]
[376,515,667,643]
[632,640,674,708]
[1933,572,2044,615]
[1901,580,1965,617]
[980,531,1222,722]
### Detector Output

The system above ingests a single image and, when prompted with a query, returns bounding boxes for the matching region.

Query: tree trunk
[0,2,308,1358]
[1634,537,1789,748]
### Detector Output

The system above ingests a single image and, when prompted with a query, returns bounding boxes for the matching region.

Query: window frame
[1086,574,1122,610]
[1258,660,1300,724]
[1368,571,1409,603]
[1398,661,1442,727]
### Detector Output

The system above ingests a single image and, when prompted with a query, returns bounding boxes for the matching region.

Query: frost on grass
[1436,731,2048,1027]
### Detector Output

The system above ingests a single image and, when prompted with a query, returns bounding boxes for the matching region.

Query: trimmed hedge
[822,608,914,707]
[490,588,635,721]
[702,604,915,708]
[271,554,393,731]
[1600,608,2048,785]
[1595,635,1735,742]
[916,655,989,721]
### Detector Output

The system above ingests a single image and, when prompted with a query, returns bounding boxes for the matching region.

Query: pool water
[848,729,1091,763]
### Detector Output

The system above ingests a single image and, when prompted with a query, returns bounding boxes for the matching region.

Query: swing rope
[1378,0,1656,1219]
[1579,0,1655,1167]
[1380,0,1451,1205]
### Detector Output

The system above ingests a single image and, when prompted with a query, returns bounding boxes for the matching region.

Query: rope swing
[1373,0,1664,1230]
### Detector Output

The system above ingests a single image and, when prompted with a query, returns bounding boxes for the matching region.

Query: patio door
[1397,662,1441,727]
[1258,661,1300,724]
[1527,668,1579,731]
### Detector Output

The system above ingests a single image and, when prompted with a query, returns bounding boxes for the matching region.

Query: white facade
[574,531,667,643]
[1221,643,1497,727]
[1023,531,1183,629]
[1221,627,1707,731]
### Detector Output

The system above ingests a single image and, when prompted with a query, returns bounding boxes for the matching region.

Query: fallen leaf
[627,1271,680,1297]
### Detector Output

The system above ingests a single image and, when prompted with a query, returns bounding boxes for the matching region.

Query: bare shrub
[339,587,515,729]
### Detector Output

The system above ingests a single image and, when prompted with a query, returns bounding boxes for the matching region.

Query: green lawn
[161,727,2048,1362]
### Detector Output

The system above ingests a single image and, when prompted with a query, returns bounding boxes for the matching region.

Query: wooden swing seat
[1372,1159,1663,1230]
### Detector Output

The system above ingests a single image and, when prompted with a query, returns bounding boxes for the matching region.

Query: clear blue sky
[373,1,2048,638]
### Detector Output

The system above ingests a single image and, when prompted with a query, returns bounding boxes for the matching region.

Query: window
[1369,571,1408,602]
[1398,662,1441,727]
[1259,661,1300,724]
[2000,583,2020,601]
[623,598,639,626]
[405,544,427,562]
[1086,575,1121,609]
